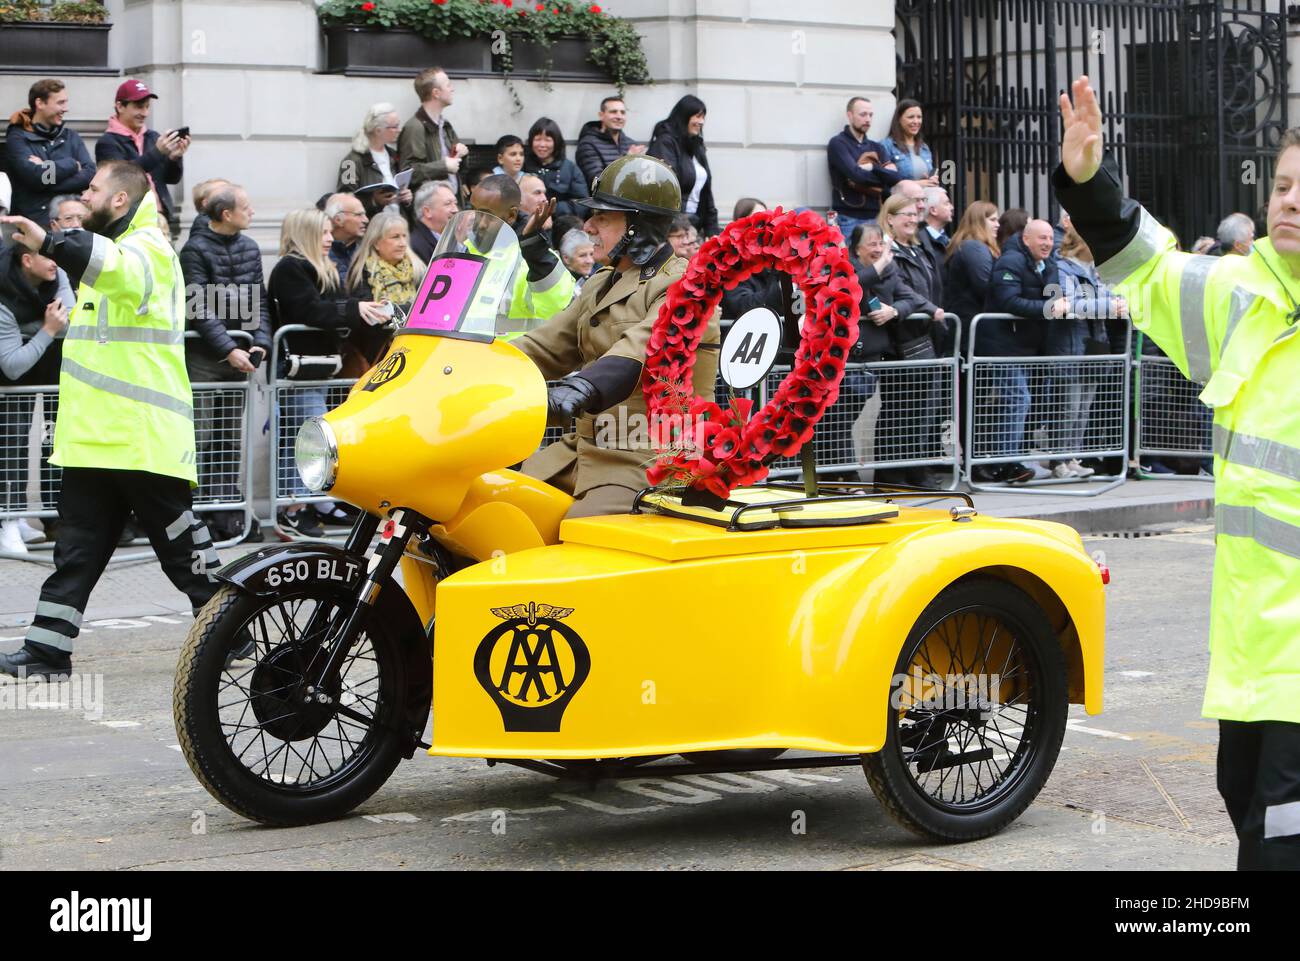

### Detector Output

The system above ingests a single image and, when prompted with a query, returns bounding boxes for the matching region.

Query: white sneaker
[16,518,43,543]
[1030,462,1053,480]
[0,520,28,554]
[1068,459,1095,477]
[1051,462,1076,479]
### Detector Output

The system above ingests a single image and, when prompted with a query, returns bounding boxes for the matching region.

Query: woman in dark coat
[523,117,589,219]
[267,208,387,538]
[942,199,1002,343]
[648,95,718,237]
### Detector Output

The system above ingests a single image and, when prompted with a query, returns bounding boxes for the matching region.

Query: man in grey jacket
[0,240,72,553]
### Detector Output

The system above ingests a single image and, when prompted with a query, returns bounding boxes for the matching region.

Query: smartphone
[0,222,17,246]
[867,296,882,312]
[173,126,190,139]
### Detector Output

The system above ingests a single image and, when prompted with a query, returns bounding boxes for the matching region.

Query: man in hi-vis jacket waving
[0,160,220,680]
[1057,75,1300,870]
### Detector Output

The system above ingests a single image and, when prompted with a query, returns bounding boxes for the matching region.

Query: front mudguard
[215,543,433,757]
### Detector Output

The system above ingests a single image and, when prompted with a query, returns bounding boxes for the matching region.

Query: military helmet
[580,154,682,218]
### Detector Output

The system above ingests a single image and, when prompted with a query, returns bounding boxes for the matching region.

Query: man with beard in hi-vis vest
[1057,76,1300,870]
[0,160,221,680]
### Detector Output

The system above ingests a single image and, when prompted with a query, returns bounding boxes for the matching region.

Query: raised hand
[521,197,557,238]
[1060,75,1103,184]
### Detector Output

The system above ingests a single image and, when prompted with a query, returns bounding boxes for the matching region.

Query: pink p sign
[405,253,487,333]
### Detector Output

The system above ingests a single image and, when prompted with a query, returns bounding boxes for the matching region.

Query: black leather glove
[547,374,600,425]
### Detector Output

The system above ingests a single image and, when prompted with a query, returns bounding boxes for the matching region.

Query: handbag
[283,354,343,380]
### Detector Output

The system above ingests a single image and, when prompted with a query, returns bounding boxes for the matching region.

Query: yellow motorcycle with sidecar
[173,210,1105,841]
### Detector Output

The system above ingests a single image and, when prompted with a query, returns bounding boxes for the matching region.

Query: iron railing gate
[895,0,1288,244]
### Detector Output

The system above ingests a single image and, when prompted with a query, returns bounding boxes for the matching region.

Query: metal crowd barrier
[763,314,963,487]
[1133,344,1214,480]
[965,313,1131,496]
[269,325,360,538]
[0,331,257,561]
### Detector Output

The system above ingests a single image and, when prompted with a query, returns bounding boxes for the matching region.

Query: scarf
[365,253,418,307]
[105,116,159,203]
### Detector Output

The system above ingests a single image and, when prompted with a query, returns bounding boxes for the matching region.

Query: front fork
[302,509,425,701]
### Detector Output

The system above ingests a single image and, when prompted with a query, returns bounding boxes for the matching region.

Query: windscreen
[399,210,522,341]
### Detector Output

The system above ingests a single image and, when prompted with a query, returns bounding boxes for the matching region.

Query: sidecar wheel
[862,578,1067,842]
[174,584,408,827]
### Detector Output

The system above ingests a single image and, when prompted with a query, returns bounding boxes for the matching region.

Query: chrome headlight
[295,417,338,492]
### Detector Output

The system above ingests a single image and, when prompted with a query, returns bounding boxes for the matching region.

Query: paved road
[0,525,1234,870]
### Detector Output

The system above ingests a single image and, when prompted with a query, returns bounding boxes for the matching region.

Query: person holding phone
[95,79,189,239]
[178,182,271,543]
[0,238,73,554]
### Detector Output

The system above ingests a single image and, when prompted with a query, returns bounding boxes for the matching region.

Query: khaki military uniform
[516,250,719,518]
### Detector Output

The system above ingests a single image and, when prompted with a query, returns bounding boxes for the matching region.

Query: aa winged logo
[474,602,590,732]
[489,602,574,625]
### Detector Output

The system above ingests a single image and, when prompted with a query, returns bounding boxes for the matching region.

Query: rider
[514,154,720,519]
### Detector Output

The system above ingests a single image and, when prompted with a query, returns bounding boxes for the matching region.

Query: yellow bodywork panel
[323,335,547,522]
[400,469,573,629]
[426,508,1104,760]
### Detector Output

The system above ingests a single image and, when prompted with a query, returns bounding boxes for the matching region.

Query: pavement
[0,481,1232,870]
[964,475,1214,534]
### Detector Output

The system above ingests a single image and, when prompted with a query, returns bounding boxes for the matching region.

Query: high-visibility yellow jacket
[462,233,575,340]
[509,251,575,324]
[49,190,196,484]
[1058,160,1300,723]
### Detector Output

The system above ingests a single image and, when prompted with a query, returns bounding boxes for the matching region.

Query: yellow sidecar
[173,212,1104,842]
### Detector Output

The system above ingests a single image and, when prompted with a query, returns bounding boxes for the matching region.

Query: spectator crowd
[0,72,1233,551]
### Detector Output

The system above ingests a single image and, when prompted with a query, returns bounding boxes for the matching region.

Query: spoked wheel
[863,578,1067,842]
[173,584,409,826]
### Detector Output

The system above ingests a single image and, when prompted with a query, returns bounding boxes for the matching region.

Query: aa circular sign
[719,307,782,391]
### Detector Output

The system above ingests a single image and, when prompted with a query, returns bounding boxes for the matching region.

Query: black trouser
[24,467,220,660]
[1217,719,1300,870]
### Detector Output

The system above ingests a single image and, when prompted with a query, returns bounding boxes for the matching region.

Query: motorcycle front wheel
[173,584,409,826]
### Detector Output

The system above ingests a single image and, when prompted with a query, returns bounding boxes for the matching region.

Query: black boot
[0,644,72,679]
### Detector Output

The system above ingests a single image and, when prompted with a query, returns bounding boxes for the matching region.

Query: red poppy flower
[590,3,603,11]
[361,0,375,9]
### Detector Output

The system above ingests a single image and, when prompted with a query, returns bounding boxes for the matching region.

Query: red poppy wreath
[643,208,862,501]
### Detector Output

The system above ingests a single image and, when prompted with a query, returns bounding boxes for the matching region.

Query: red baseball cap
[114,78,158,103]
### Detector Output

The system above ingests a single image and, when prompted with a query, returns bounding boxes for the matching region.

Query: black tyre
[862,578,1067,842]
[173,584,408,826]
